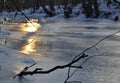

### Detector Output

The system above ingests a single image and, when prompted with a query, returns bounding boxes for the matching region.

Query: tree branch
[13,53,88,78]
[14,30,120,78]
[64,30,120,82]
[64,53,109,82]
[9,0,36,27]
[72,30,120,62]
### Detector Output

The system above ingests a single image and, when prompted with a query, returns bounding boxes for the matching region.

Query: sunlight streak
[20,19,41,32]
[19,19,42,54]
[21,37,37,54]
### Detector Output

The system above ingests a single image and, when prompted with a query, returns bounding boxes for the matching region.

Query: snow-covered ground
[0,18,120,83]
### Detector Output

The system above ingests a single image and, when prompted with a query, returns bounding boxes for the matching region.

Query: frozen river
[1,18,120,83]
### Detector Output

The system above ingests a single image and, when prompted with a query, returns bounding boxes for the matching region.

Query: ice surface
[0,18,120,83]
[0,1,120,82]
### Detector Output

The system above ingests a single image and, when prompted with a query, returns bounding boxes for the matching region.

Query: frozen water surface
[0,18,120,83]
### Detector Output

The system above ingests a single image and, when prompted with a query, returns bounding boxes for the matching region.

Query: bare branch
[65,53,109,82]
[13,63,37,78]
[69,66,82,69]
[9,0,36,26]
[13,53,88,78]
[13,30,120,79]
[72,30,120,62]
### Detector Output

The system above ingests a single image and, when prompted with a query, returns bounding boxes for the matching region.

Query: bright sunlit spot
[20,19,41,32]
[21,37,37,54]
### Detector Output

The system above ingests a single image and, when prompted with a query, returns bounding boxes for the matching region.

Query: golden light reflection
[21,37,37,54]
[19,19,42,54]
[20,20,41,32]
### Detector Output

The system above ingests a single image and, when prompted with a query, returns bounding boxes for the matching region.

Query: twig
[72,30,120,62]
[9,0,36,27]
[13,30,120,79]
[64,31,120,80]
[69,66,82,68]
[13,53,87,77]
[13,63,37,78]
[65,52,109,82]
[70,30,120,65]
[64,67,71,83]
[64,30,120,82]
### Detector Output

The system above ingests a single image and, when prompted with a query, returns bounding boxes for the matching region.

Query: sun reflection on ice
[20,19,41,32]
[21,37,37,54]
[19,19,41,54]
